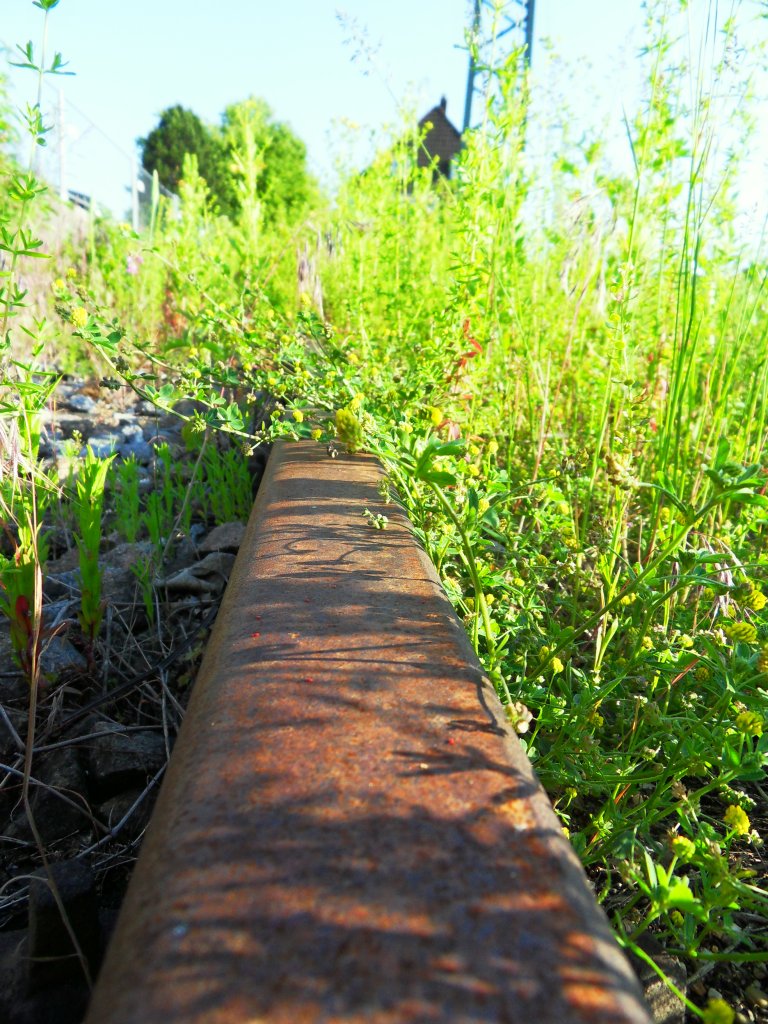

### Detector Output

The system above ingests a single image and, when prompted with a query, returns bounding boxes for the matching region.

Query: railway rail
[85,440,651,1023]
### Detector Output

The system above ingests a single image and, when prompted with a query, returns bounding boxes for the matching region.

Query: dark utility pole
[462,0,482,133]
[524,0,536,65]
[462,0,536,132]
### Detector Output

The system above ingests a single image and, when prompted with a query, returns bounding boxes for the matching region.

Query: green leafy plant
[74,446,115,644]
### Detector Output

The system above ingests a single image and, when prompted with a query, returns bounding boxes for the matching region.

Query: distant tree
[219,97,316,224]
[139,105,224,198]
[139,99,316,224]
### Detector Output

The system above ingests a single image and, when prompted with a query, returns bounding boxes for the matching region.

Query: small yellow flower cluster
[539,645,564,674]
[739,581,766,612]
[702,998,735,1024]
[670,835,696,862]
[722,620,758,644]
[70,306,88,329]
[723,804,751,836]
[735,710,763,737]
[428,406,442,428]
[335,405,364,452]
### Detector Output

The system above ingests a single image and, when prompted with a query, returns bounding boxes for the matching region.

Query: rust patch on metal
[86,441,650,1024]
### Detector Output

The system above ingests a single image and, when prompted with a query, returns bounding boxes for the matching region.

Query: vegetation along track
[2,0,767,1021]
[85,440,651,1024]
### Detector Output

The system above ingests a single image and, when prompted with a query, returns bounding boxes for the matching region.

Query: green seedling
[131,554,156,625]
[74,447,115,645]
[113,454,141,543]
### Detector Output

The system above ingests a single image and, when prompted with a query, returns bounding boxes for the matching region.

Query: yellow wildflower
[292,409,304,423]
[723,621,758,644]
[670,835,696,862]
[735,710,763,737]
[70,306,88,329]
[311,428,322,441]
[741,583,767,611]
[702,998,734,1024]
[723,805,751,836]
[335,406,363,452]
[428,406,442,427]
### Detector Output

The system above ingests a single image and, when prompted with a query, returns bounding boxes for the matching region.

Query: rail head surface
[86,440,651,1024]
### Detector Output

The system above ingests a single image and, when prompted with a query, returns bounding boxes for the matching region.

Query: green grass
[2,1,766,1018]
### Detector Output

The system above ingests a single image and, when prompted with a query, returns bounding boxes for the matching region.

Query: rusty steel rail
[87,441,651,1024]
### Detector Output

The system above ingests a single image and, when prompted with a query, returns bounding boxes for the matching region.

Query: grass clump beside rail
[2,0,767,1019]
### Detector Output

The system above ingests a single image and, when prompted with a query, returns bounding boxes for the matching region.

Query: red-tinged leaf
[15,596,32,635]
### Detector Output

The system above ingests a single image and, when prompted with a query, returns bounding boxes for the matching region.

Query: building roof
[417,97,462,174]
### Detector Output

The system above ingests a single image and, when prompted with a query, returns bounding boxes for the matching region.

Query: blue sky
[1,1,764,225]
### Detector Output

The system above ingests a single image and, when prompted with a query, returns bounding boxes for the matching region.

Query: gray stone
[159,550,235,595]
[41,411,93,441]
[64,394,96,414]
[27,860,100,991]
[43,569,80,602]
[199,520,246,554]
[40,636,87,677]
[97,787,153,839]
[121,424,143,442]
[45,542,153,605]
[42,599,78,629]
[118,423,154,463]
[85,727,167,798]
[0,706,27,761]
[118,437,154,463]
[23,747,92,844]
[631,935,686,1024]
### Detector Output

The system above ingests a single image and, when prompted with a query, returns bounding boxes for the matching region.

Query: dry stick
[76,763,166,858]
[49,601,220,739]
[0,705,24,751]
[19,420,93,991]
[34,725,164,755]
[101,602,114,694]
[0,762,107,832]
